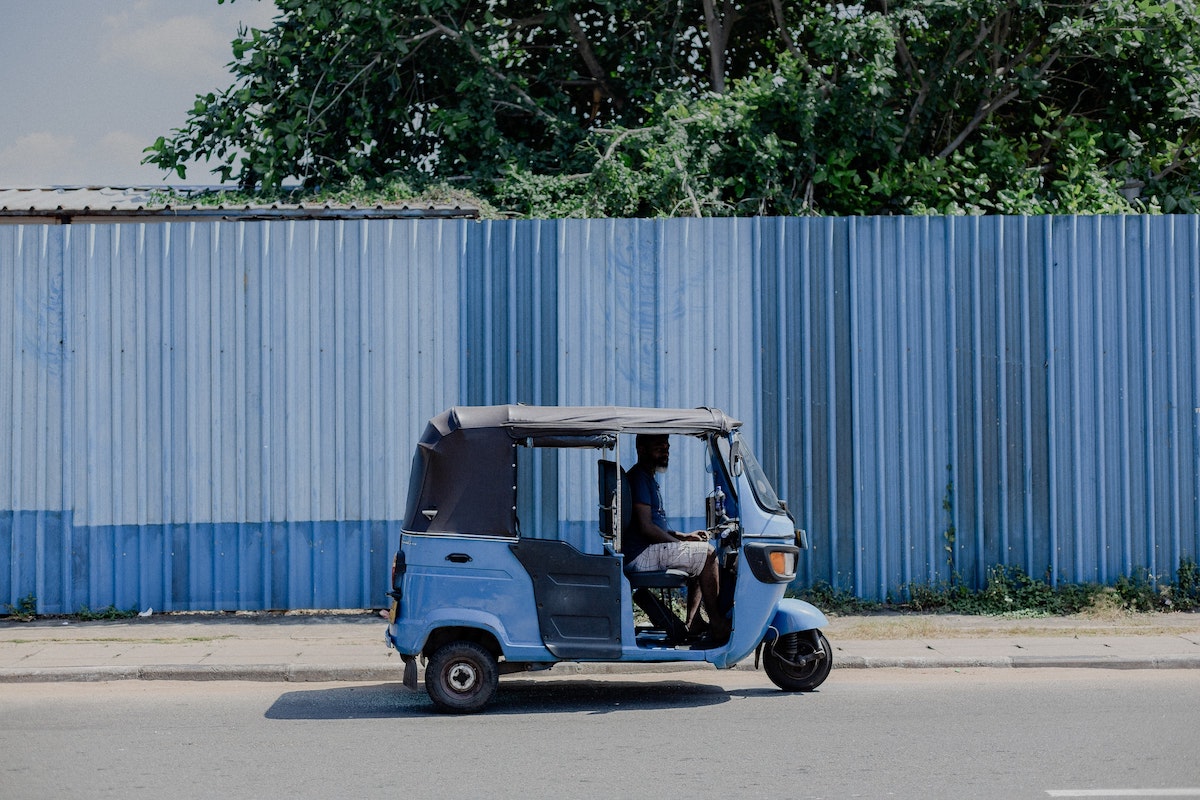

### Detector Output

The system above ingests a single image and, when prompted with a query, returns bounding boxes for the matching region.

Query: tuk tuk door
[509,538,624,659]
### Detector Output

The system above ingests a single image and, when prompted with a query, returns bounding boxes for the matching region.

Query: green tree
[147,0,750,189]
[147,0,1200,216]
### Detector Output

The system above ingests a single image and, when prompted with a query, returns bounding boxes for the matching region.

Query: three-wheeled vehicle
[385,405,831,712]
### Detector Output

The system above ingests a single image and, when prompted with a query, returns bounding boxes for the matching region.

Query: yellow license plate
[387,599,399,624]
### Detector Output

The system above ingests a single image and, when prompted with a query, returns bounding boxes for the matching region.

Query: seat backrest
[597,460,633,546]
[598,459,618,541]
[619,467,632,534]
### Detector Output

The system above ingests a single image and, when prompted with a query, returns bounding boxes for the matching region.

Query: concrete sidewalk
[1,610,1198,683]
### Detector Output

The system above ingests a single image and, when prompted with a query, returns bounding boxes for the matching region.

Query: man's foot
[689,618,731,649]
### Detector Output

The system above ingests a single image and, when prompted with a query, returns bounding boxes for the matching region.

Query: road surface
[2,668,1198,799]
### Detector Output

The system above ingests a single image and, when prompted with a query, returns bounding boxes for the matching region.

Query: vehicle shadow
[264,677,738,720]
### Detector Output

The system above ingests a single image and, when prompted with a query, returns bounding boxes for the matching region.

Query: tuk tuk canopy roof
[442,404,742,438]
[403,405,741,536]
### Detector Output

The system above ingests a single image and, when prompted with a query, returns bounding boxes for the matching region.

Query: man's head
[635,434,671,473]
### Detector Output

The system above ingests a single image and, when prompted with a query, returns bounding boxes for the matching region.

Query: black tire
[425,641,500,714]
[763,630,832,692]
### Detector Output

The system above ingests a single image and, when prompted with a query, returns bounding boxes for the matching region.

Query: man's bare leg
[697,553,730,640]
[685,579,703,631]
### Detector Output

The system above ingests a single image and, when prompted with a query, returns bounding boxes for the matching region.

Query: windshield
[734,435,785,515]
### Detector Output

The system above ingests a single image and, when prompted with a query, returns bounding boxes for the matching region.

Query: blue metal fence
[2,216,1197,612]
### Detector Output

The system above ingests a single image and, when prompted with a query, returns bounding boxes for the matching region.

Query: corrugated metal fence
[2,216,1197,612]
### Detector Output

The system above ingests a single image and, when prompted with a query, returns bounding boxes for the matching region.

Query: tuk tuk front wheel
[763,630,831,692]
[425,641,499,714]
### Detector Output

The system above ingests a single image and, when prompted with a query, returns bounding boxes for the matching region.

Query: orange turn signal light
[769,550,796,578]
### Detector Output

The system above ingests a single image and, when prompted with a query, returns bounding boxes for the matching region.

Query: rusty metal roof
[0,186,480,224]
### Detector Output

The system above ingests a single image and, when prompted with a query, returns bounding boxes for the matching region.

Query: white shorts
[628,540,712,576]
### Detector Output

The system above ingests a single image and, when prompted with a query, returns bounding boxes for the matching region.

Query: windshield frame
[732,433,787,516]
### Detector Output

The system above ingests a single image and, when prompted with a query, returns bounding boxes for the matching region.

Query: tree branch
[423,17,560,125]
[673,153,703,217]
[594,116,706,162]
[768,0,800,58]
[307,53,383,130]
[702,0,741,93]
[768,0,834,98]
[566,13,622,119]
[302,25,444,155]
[934,29,1061,159]
[1152,128,1199,181]
[896,29,933,148]
[936,87,1022,159]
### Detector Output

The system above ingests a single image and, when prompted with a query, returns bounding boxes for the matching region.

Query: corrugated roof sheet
[0,186,480,223]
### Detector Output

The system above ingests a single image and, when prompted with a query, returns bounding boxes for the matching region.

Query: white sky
[0,0,279,187]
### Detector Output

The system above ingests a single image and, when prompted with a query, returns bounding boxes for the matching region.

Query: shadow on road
[264,677,746,719]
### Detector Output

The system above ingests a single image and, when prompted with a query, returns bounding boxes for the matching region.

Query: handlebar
[706,520,738,542]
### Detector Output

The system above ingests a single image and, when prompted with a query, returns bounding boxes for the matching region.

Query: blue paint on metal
[1,510,396,612]
[945,220,961,585]
[847,218,863,596]
[3,216,1200,611]
[1019,218,1035,575]
[768,598,829,635]
[995,218,1010,569]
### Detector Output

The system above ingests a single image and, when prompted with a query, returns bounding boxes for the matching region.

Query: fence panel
[1,215,1197,610]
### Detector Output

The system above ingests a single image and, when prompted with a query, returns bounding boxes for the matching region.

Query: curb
[3,655,1198,683]
[834,656,1014,669]
[1011,654,1200,670]
[0,661,723,683]
[0,664,402,684]
[833,655,1200,670]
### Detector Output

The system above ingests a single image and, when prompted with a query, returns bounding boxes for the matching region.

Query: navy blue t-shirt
[624,463,668,562]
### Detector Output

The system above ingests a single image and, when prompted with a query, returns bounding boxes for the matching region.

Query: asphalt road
[2,668,1198,800]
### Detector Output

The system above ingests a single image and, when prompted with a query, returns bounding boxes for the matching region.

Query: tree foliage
[147,0,1200,216]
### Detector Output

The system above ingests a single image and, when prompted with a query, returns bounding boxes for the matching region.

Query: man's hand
[677,529,709,542]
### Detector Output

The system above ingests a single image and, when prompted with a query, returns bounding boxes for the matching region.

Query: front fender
[764,598,828,639]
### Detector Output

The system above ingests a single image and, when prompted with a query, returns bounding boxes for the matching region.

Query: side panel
[708,542,790,669]
[390,533,549,660]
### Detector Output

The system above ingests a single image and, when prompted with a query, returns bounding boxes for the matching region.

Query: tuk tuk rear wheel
[425,641,499,714]
[763,630,831,692]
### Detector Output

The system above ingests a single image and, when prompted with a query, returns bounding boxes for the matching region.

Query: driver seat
[625,567,690,644]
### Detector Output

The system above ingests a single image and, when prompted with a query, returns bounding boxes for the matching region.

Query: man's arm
[631,502,677,545]
[631,504,706,543]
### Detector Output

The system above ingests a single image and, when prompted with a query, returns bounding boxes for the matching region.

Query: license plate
[387,599,399,624]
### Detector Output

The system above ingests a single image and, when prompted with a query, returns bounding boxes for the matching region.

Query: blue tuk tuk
[385,405,831,712]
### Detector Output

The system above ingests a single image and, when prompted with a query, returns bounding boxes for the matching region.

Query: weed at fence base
[794,558,1200,616]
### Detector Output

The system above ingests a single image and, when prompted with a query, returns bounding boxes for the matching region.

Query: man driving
[623,433,731,642]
